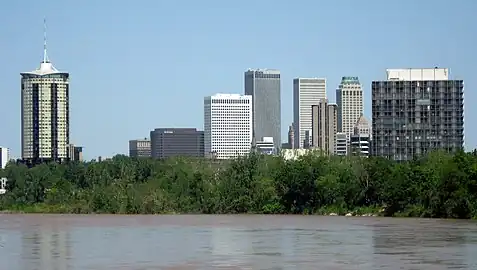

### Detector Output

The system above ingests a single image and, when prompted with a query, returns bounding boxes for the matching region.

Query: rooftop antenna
[43,17,49,63]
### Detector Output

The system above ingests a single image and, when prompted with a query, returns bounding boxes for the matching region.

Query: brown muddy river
[0,215,476,269]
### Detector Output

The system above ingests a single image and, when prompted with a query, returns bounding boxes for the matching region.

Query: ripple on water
[0,215,476,270]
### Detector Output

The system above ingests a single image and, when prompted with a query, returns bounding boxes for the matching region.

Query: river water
[0,215,476,269]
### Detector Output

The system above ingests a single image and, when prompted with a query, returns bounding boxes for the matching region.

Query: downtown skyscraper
[336,76,364,136]
[204,94,253,160]
[20,21,70,163]
[244,69,281,150]
[293,77,326,148]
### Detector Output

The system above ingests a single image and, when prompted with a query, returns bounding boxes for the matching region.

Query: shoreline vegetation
[1,151,476,219]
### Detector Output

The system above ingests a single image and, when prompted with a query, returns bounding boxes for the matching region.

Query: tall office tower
[129,138,151,158]
[0,147,9,169]
[293,78,327,148]
[244,69,281,150]
[21,20,69,164]
[311,99,338,155]
[150,128,204,158]
[336,77,363,135]
[372,68,464,161]
[204,94,252,160]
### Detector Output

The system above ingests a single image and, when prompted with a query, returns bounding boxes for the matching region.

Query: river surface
[0,215,476,269]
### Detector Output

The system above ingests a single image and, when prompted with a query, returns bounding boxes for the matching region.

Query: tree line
[0,150,476,219]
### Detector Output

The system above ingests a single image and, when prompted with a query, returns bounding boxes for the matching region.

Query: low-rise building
[67,144,84,161]
[350,115,371,157]
[0,147,10,169]
[150,128,204,159]
[0,178,6,194]
[129,138,151,158]
[256,137,275,155]
[335,132,348,156]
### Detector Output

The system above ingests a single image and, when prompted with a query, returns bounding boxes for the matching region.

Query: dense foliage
[0,150,476,218]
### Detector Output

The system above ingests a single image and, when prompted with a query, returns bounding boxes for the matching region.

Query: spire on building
[21,18,62,76]
[43,17,49,63]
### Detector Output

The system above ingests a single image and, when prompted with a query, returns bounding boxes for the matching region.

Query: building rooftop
[293,77,326,80]
[354,115,370,128]
[245,68,280,74]
[21,18,67,77]
[21,61,67,76]
[207,93,252,99]
[340,76,360,84]
[385,68,449,81]
[259,137,274,143]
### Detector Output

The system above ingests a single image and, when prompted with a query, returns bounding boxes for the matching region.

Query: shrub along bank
[0,150,476,218]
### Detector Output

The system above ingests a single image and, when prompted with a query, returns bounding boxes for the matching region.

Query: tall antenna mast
[43,17,49,63]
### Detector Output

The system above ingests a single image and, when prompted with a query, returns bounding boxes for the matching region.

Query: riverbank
[3,204,457,218]
[1,151,476,219]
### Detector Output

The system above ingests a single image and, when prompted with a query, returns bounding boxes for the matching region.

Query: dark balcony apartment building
[150,128,204,159]
[372,68,464,161]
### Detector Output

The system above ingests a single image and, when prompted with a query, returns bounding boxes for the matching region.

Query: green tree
[0,150,475,219]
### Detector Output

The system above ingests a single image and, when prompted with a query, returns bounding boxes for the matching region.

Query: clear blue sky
[0,0,476,160]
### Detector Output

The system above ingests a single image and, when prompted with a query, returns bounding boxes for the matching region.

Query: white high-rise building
[204,94,253,159]
[21,20,70,163]
[293,78,326,148]
[336,76,363,136]
[0,147,9,169]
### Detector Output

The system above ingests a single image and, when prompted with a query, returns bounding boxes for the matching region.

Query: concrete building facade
[311,99,338,155]
[67,144,83,161]
[204,94,252,160]
[21,27,69,164]
[293,78,326,148]
[129,139,151,158]
[335,132,348,156]
[244,69,281,149]
[336,76,363,136]
[281,124,295,149]
[371,68,464,161]
[288,125,295,149]
[350,115,371,157]
[150,128,204,159]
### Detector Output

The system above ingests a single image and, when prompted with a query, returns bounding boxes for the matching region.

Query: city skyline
[0,1,475,159]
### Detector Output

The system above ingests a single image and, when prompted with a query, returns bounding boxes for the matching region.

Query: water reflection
[21,222,71,270]
[211,227,251,267]
[0,215,475,270]
[371,219,477,269]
